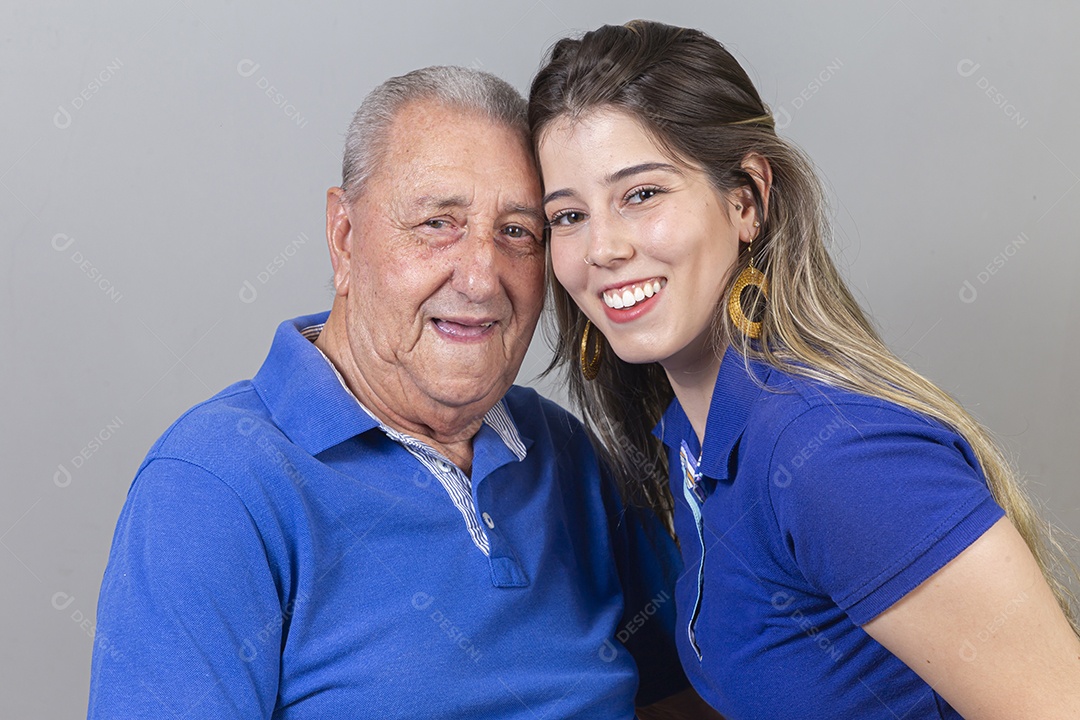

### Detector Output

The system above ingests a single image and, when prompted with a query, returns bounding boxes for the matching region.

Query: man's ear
[325,187,353,296]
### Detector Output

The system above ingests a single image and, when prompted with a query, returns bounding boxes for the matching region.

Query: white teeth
[602,279,665,309]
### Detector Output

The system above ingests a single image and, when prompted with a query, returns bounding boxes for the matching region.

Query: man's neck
[313,307,483,474]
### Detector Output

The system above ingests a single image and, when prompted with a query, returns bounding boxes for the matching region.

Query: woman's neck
[663,347,724,449]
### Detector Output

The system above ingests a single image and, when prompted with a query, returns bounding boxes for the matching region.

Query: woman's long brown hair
[529,19,1078,632]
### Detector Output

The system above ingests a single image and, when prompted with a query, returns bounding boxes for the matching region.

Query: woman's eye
[627,186,662,204]
[548,210,586,226]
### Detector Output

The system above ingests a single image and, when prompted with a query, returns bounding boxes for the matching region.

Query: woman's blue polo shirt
[88,312,686,718]
[655,346,1005,719]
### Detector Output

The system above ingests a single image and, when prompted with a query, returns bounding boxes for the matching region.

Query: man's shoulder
[144,379,276,467]
[502,384,587,440]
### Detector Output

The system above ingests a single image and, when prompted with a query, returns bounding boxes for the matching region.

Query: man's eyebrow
[414,196,544,226]
[542,162,682,206]
[503,203,546,227]
[414,195,470,211]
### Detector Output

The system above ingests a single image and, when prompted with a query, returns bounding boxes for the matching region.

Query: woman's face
[538,108,752,375]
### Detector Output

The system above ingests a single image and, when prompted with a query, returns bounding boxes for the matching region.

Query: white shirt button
[482,512,495,529]
[436,460,451,473]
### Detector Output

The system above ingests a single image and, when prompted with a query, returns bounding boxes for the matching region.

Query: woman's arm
[863,517,1080,719]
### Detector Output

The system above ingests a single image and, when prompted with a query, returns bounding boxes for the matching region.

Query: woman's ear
[739,152,773,229]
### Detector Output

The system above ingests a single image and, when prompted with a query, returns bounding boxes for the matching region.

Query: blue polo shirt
[656,347,1005,719]
[88,312,686,719]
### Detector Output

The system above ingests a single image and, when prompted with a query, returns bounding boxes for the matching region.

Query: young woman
[529,20,1080,720]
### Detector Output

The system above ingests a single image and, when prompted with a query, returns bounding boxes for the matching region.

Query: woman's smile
[539,108,746,370]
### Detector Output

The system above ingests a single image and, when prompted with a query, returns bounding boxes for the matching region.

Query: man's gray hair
[340,66,528,203]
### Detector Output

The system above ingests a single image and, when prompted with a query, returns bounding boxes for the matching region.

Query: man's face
[333,101,545,416]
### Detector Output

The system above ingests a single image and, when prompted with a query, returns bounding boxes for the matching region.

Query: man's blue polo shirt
[88,312,686,719]
[656,346,1005,719]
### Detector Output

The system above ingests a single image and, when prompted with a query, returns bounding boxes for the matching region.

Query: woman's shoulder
[747,362,963,454]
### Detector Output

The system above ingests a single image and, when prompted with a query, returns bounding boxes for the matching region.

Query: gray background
[3,0,1077,715]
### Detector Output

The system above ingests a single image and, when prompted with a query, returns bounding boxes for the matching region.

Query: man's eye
[548,210,586,226]
[502,225,534,240]
[424,218,450,229]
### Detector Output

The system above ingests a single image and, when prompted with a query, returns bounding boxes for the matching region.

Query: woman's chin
[608,343,668,367]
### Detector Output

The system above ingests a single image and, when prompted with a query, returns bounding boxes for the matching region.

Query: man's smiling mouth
[432,318,498,339]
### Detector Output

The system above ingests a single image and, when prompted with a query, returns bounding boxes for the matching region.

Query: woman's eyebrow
[605,162,681,184]
[542,188,576,206]
[543,162,682,206]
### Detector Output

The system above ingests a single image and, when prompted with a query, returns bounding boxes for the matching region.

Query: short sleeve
[88,458,282,719]
[766,403,1005,626]
[603,472,690,706]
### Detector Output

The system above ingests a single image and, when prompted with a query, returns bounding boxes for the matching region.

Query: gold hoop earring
[727,238,769,339]
[580,320,603,381]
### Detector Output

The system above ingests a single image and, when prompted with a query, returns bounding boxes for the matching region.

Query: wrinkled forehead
[375,100,542,211]
[385,99,533,168]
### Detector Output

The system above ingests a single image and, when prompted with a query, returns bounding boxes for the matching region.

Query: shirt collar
[252,311,528,461]
[316,341,528,464]
[654,345,773,480]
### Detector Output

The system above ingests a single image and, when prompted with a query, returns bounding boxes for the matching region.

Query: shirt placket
[680,440,707,661]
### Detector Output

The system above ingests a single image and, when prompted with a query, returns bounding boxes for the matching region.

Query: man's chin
[433,351,534,399]
[418,374,512,411]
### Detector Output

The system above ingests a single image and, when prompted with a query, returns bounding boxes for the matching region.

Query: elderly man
[88,67,692,718]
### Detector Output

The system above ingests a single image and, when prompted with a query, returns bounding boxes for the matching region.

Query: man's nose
[449,223,500,302]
